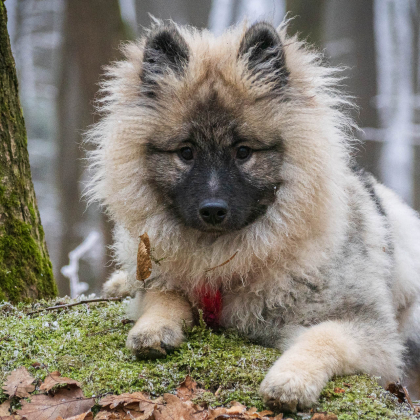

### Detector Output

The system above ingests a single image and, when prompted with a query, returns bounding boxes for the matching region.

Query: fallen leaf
[311,413,338,420]
[95,408,149,420]
[0,416,23,420]
[153,394,206,420]
[176,376,200,401]
[333,387,345,394]
[136,233,152,281]
[0,400,11,416]
[257,410,274,417]
[17,387,95,420]
[56,411,93,420]
[226,401,246,415]
[40,371,81,392]
[99,392,154,409]
[3,367,36,398]
[208,407,227,420]
[386,381,414,407]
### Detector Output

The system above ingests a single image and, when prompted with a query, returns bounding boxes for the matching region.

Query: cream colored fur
[87,21,420,410]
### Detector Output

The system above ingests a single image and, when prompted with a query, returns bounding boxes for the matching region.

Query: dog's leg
[126,290,193,359]
[260,320,403,411]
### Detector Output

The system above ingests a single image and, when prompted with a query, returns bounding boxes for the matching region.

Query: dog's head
[141,23,290,233]
[88,21,351,245]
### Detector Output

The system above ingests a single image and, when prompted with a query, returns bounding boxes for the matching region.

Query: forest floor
[0,297,418,420]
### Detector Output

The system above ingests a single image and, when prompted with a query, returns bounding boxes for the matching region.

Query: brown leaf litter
[2,367,36,398]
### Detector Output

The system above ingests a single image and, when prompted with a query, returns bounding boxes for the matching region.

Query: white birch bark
[209,0,285,35]
[374,0,415,204]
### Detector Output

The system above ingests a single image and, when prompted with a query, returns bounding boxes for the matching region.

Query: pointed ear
[238,22,288,89]
[141,25,189,96]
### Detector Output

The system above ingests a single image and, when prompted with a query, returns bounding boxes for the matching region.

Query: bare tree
[322,0,381,178]
[209,0,285,35]
[136,0,212,32]
[0,1,57,302]
[56,0,125,295]
[374,0,417,205]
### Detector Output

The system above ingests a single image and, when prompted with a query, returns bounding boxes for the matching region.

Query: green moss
[319,375,416,420]
[28,203,36,222]
[0,217,56,302]
[0,299,279,410]
[0,182,57,303]
[0,300,417,419]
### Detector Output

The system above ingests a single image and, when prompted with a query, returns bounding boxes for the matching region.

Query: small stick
[27,297,123,315]
[204,251,238,273]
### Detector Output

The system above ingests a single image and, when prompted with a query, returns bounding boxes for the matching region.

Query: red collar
[196,286,222,329]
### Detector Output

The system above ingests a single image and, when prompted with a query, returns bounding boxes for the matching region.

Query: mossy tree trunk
[0,1,57,303]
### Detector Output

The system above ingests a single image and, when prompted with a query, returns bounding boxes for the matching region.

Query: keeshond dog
[87,21,420,410]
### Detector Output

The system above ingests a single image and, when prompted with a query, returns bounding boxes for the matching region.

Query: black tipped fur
[141,25,189,96]
[239,22,289,89]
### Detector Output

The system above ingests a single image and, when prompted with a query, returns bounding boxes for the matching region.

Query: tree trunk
[56,0,126,296]
[0,1,57,303]
[322,0,381,177]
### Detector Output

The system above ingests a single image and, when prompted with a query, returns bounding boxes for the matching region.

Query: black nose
[199,200,228,225]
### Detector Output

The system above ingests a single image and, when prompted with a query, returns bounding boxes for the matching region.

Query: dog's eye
[236,146,251,160]
[179,147,194,161]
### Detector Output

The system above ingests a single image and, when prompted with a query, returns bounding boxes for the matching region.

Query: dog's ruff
[87,20,420,410]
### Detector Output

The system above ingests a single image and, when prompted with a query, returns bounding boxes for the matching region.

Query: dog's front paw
[126,317,185,359]
[260,361,327,412]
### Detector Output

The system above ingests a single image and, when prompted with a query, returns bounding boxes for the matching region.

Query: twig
[87,319,135,336]
[27,297,123,315]
[204,251,238,273]
[402,385,415,409]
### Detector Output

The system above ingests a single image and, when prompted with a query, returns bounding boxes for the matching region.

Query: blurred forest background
[5,0,420,297]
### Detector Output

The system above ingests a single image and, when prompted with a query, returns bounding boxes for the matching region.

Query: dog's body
[88,21,420,410]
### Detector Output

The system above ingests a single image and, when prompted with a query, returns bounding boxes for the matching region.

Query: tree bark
[322,0,380,177]
[56,0,125,296]
[0,1,57,302]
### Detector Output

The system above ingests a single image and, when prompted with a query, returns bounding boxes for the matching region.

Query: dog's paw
[259,362,327,412]
[126,317,185,359]
[103,270,132,297]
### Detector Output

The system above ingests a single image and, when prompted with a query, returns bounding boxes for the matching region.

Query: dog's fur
[87,20,420,410]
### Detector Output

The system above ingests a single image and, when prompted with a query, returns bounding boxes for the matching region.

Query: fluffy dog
[87,20,420,410]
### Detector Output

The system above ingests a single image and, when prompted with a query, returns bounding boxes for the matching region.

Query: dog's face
[142,23,289,233]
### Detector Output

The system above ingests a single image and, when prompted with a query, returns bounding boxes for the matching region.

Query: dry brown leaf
[56,411,93,420]
[136,233,152,281]
[176,376,200,402]
[333,387,345,394]
[386,381,415,407]
[17,387,95,420]
[208,407,228,420]
[95,408,150,420]
[257,410,273,417]
[140,233,151,256]
[0,416,23,420]
[95,409,125,420]
[311,413,338,420]
[226,405,246,415]
[99,392,153,409]
[0,400,12,416]
[39,371,81,392]
[153,394,206,420]
[98,392,158,420]
[3,367,36,398]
